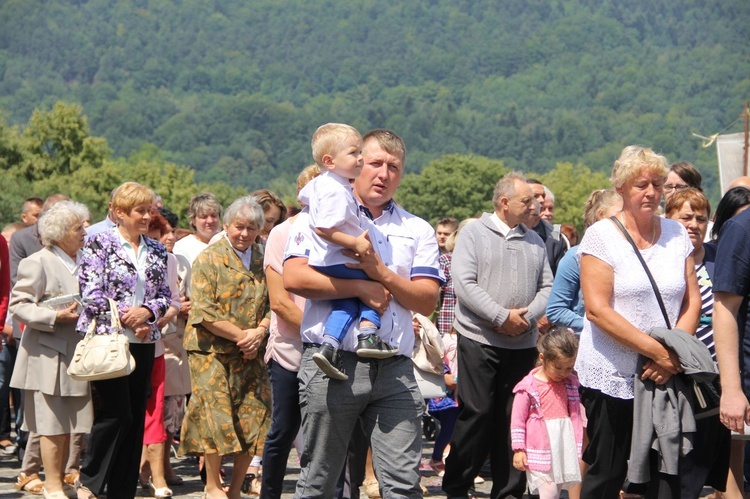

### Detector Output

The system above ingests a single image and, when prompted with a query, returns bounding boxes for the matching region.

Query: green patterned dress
[179,238,272,457]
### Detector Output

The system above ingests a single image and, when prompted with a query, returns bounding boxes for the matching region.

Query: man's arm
[714,291,750,433]
[283,257,391,313]
[342,237,439,317]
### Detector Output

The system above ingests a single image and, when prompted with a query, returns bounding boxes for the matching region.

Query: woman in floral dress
[179,196,272,499]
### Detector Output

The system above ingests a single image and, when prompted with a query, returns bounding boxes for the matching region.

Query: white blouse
[575,217,693,399]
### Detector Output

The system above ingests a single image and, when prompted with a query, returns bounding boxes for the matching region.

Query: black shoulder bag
[610,216,720,419]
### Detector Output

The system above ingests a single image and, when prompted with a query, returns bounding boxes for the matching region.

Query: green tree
[17,102,109,182]
[540,162,611,232]
[397,154,508,225]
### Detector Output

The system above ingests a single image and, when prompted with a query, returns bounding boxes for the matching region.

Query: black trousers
[442,335,537,499]
[579,386,634,499]
[80,342,155,499]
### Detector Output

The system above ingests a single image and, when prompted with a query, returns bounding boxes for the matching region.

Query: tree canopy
[0,0,746,203]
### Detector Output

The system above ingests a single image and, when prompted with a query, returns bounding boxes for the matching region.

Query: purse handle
[85,298,124,338]
[609,216,671,329]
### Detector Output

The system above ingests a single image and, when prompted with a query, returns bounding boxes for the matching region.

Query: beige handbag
[67,298,136,381]
[411,314,446,398]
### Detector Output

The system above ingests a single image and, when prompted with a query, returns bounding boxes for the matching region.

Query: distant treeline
[1,0,748,199]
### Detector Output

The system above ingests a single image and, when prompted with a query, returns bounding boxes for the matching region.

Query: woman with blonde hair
[576,146,701,498]
[76,182,172,499]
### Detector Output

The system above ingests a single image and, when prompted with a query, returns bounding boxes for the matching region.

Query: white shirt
[51,246,80,275]
[285,203,442,356]
[115,230,153,344]
[297,171,364,267]
[575,218,693,399]
[227,234,254,270]
[173,234,209,265]
[489,213,526,239]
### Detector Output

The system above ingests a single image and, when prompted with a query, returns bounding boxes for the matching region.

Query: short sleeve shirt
[713,208,750,397]
[575,217,693,399]
[297,171,363,267]
[263,219,305,371]
[284,204,443,356]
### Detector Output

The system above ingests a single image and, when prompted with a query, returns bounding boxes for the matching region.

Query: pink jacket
[510,367,583,472]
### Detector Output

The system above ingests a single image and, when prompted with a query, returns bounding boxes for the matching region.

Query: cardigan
[510,367,583,472]
[76,227,170,342]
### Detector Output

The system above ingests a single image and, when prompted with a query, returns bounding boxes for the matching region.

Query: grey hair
[223,196,265,228]
[543,186,555,203]
[492,171,527,209]
[38,201,89,247]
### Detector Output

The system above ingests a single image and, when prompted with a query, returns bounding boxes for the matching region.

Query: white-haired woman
[10,201,94,499]
[179,196,272,499]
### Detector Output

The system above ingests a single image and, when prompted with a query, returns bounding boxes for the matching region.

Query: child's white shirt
[297,170,363,267]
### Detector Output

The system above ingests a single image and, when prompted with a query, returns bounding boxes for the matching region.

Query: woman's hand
[237,327,265,360]
[641,359,674,384]
[512,451,528,471]
[55,303,80,324]
[720,388,750,433]
[445,374,457,392]
[642,345,682,384]
[121,306,153,328]
[134,324,151,341]
[157,306,179,329]
[179,296,191,318]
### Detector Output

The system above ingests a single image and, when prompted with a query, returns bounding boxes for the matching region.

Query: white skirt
[527,417,581,494]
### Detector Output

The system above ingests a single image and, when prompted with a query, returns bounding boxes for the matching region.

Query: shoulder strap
[609,216,671,329]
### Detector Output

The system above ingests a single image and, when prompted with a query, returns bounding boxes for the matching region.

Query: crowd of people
[0,126,750,499]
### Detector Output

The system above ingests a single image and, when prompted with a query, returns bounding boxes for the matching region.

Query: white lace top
[575,217,693,399]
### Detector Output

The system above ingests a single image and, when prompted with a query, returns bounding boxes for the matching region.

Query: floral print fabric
[77,227,170,341]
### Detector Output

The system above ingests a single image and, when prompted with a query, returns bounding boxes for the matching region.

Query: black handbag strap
[609,216,672,329]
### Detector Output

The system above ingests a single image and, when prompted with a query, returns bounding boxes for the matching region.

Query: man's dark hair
[526,178,543,185]
[437,217,458,231]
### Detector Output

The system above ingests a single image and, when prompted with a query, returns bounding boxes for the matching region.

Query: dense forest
[0,0,748,221]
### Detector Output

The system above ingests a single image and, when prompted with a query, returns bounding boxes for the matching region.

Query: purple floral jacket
[76,227,170,341]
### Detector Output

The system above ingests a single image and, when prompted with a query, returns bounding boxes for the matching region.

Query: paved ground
[0,440,498,498]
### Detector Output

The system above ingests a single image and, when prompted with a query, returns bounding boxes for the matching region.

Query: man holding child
[284,128,442,498]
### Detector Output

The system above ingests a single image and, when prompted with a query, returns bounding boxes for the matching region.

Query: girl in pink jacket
[511,328,584,499]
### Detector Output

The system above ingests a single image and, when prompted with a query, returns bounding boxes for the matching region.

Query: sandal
[241,473,261,495]
[363,478,380,498]
[75,479,98,499]
[64,472,80,488]
[14,472,44,495]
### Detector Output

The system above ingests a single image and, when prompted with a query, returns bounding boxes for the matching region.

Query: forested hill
[0,0,748,192]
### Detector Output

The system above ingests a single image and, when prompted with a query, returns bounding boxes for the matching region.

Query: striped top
[695,262,715,360]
